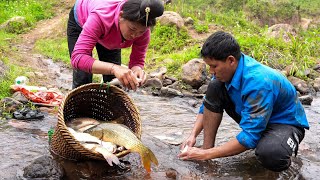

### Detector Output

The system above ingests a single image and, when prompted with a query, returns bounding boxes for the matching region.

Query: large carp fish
[84,122,159,172]
[66,117,158,172]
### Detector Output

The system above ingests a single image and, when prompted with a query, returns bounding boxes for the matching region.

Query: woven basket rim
[50,83,141,160]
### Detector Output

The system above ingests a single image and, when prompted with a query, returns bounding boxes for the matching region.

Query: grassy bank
[1,0,320,99]
[0,0,56,98]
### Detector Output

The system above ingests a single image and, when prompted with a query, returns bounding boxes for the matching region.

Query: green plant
[194,23,209,33]
[149,24,190,54]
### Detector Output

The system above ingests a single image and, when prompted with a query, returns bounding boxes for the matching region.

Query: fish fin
[95,146,120,166]
[136,146,158,173]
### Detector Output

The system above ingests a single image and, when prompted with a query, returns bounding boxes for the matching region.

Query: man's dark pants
[204,79,305,172]
[67,7,121,89]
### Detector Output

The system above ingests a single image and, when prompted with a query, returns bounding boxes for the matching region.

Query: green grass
[0,56,30,98]
[34,38,70,64]
[149,24,190,54]
[0,0,57,99]
[0,0,55,24]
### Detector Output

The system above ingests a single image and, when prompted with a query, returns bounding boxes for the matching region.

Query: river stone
[313,78,320,92]
[0,97,23,114]
[198,84,208,94]
[299,95,313,105]
[181,58,207,89]
[143,77,163,89]
[157,11,184,29]
[160,87,183,97]
[21,155,64,179]
[0,16,29,33]
[287,76,309,94]
[12,92,29,103]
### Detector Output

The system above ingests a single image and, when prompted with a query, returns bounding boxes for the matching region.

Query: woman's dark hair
[122,0,164,27]
[200,31,241,61]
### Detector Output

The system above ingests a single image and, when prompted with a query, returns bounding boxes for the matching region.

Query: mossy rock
[0,16,30,34]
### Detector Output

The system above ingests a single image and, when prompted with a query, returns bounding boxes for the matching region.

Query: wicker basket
[50,83,141,161]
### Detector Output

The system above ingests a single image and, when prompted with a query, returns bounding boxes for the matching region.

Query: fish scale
[84,122,158,172]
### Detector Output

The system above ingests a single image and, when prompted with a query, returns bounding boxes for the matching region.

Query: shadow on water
[0,91,319,179]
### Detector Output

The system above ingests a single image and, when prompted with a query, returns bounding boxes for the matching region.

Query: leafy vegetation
[0,0,55,25]
[0,0,320,99]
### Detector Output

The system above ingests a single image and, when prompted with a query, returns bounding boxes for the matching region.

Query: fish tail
[134,145,158,173]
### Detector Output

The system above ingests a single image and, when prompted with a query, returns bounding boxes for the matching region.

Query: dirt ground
[9,0,74,88]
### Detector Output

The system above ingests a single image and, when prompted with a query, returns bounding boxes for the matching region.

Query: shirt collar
[225,53,244,91]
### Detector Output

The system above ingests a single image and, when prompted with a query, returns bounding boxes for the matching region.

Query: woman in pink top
[67,0,164,90]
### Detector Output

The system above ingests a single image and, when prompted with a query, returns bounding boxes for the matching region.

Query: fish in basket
[50,83,158,172]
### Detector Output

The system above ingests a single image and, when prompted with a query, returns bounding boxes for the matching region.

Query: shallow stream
[0,91,319,179]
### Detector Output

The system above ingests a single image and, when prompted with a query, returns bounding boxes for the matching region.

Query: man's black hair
[200,31,241,61]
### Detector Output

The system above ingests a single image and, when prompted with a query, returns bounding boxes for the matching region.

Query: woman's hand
[131,66,147,86]
[111,65,139,91]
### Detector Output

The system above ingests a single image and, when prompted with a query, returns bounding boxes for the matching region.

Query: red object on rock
[11,85,64,106]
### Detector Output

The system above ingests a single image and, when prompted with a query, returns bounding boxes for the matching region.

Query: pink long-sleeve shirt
[72,0,150,73]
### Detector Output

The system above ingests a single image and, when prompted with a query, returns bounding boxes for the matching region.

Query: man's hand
[180,135,196,151]
[178,146,210,161]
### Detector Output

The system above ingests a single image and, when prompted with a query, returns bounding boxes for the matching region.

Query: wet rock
[12,92,29,103]
[181,90,204,99]
[198,84,208,94]
[143,77,163,89]
[149,67,167,81]
[163,78,173,86]
[313,78,320,92]
[167,81,181,90]
[187,99,202,108]
[160,87,183,97]
[288,76,309,95]
[18,155,64,179]
[299,95,313,105]
[165,76,177,83]
[306,69,320,80]
[166,168,177,179]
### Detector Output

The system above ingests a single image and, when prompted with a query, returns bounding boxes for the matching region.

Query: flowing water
[0,90,319,180]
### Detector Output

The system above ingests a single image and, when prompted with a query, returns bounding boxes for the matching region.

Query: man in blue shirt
[178,31,309,172]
